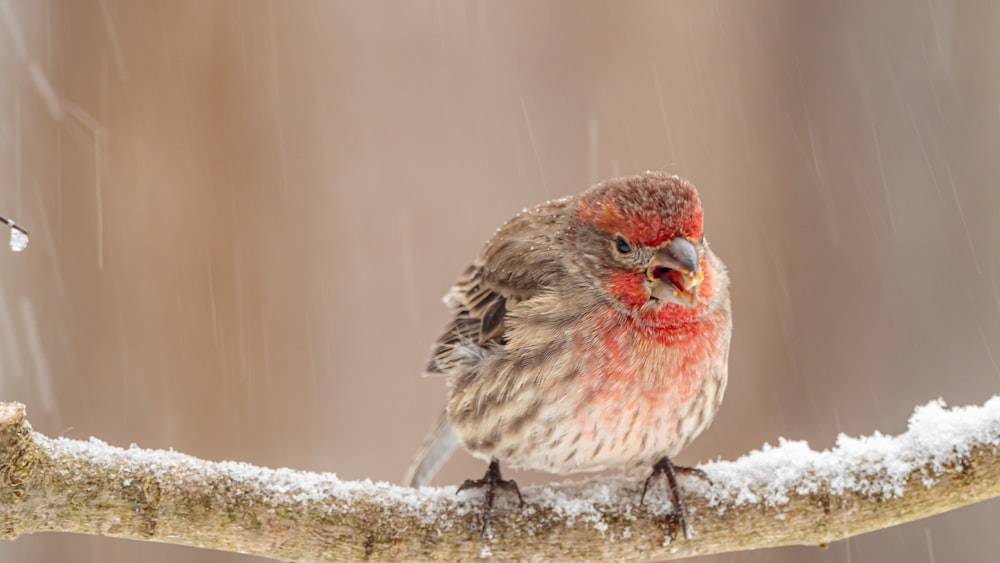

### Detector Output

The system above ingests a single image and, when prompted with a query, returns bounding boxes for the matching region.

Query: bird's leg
[457,459,523,537]
[641,456,708,540]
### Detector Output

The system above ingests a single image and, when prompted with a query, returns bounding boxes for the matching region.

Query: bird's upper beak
[647,237,704,307]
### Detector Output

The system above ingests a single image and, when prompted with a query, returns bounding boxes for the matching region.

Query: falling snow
[3,3,1000,562]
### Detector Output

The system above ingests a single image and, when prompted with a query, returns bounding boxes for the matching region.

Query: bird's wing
[423,262,509,374]
[424,197,573,375]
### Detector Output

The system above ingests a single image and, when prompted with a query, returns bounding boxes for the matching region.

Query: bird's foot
[641,456,707,540]
[457,459,523,537]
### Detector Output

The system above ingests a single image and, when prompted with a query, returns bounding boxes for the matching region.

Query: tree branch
[1,398,998,561]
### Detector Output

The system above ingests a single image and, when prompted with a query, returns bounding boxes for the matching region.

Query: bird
[405,171,732,538]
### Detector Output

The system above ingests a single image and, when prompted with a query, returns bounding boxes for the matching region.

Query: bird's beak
[647,237,703,307]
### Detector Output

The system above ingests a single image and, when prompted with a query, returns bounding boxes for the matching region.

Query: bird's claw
[674,465,713,486]
[641,456,706,540]
[457,459,523,537]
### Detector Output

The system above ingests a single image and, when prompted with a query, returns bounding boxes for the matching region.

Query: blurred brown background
[1,1,999,561]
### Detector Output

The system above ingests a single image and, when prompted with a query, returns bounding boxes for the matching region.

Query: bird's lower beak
[647,237,703,307]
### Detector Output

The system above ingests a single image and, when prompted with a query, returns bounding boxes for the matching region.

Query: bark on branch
[0,398,998,561]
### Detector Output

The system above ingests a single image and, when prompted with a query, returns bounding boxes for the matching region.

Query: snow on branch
[0,398,999,561]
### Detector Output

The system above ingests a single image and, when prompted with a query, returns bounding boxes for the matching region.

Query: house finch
[406,172,732,537]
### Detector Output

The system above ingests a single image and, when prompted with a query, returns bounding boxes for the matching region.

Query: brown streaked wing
[424,197,574,376]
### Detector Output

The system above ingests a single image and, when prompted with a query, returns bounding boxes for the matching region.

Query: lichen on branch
[0,398,999,561]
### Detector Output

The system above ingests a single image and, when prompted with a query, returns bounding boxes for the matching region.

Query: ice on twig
[10,226,28,252]
[0,215,28,252]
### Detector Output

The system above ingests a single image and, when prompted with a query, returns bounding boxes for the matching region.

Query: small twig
[0,215,28,236]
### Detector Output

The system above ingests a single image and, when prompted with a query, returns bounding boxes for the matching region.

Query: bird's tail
[403,409,459,487]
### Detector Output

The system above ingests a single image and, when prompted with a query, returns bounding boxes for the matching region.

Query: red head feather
[576,172,704,246]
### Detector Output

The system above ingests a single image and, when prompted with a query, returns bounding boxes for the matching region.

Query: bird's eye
[614,235,632,254]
